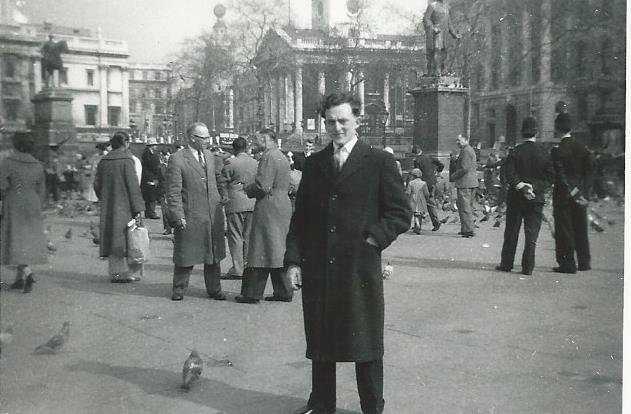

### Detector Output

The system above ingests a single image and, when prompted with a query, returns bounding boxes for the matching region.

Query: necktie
[197,150,205,168]
[334,145,344,173]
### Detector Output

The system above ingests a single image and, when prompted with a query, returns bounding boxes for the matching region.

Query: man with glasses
[165,122,228,301]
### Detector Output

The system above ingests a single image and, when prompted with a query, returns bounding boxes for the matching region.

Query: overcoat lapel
[336,140,369,184]
[183,148,206,178]
[317,144,336,183]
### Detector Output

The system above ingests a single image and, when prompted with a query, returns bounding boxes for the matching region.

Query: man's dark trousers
[308,359,384,414]
[240,268,293,300]
[426,184,440,228]
[173,263,221,296]
[553,201,590,271]
[500,195,543,273]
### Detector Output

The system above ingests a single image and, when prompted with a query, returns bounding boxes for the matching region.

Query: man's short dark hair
[258,128,276,141]
[319,92,361,118]
[110,131,129,149]
[12,132,34,153]
[232,136,247,152]
[412,145,422,154]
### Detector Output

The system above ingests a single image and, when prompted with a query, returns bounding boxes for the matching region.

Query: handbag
[127,221,150,264]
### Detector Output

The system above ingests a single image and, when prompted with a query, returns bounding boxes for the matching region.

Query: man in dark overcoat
[141,137,162,219]
[236,129,293,303]
[94,131,145,283]
[496,117,554,276]
[222,136,258,279]
[293,139,315,172]
[413,145,444,231]
[551,113,593,273]
[450,134,478,237]
[285,93,411,414]
[166,122,228,301]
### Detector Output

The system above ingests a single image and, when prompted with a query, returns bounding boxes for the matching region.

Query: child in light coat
[406,168,429,234]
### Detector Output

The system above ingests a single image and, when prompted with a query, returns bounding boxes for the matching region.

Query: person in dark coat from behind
[551,113,593,273]
[285,93,411,414]
[141,137,162,219]
[496,117,554,276]
[412,145,444,231]
[0,133,47,293]
[94,131,145,283]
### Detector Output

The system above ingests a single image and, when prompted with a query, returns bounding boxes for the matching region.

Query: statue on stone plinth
[423,0,460,77]
[41,35,68,88]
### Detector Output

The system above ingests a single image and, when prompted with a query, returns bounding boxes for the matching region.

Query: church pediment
[253,29,294,66]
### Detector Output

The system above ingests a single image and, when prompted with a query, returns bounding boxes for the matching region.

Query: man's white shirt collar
[335,136,358,153]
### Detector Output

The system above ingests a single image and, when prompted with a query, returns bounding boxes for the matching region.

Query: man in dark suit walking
[495,117,554,276]
[551,113,593,273]
[413,145,444,231]
[292,139,315,172]
[285,93,411,414]
[165,122,228,301]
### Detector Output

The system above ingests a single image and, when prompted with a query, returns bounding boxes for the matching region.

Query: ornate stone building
[0,3,130,147]
[468,0,625,152]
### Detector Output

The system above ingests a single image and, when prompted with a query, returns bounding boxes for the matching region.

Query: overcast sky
[22,0,426,63]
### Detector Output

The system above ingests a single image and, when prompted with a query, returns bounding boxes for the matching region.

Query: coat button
[329,226,336,233]
[331,194,338,201]
[329,258,336,264]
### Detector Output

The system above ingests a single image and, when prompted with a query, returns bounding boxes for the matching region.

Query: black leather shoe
[208,291,227,301]
[432,223,441,231]
[521,270,533,276]
[110,274,132,283]
[578,265,592,271]
[553,266,576,274]
[10,278,24,290]
[495,265,512,272]
[171,292,183,301]
[264,295,292,302]
[235,295,259,304]
[23,274,35,293]
[292,406,335,414]
[461,231,475,238]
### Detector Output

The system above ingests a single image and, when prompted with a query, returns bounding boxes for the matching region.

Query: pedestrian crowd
[0,91,610,414]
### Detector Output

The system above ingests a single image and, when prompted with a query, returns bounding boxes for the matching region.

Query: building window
[508,12,523,86]
[108,106,121,126]
[155,71,161,80]
[490,23,501,90]
[155,88,162,99]
[130,99,137,113]
[86,69,94,86]
[577,94,588,120]
[3,99,19,121]
[575,41,587,78]
[600,37,613,75]
[59,67,68,85]
[142,71,148,80]
[85,105,97,126]
[4,55,17,78]
[529,0,542,84]
[155,104,165,114]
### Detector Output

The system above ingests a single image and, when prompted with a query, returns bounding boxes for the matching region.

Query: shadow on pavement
[388,256,497,271]
[68,361,360,413]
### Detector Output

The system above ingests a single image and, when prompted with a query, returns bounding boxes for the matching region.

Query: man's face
[456,135,468,149]
[305,142,314,154]
[188,125,210,151]
[325,103,359,147]
[254,133,267,151]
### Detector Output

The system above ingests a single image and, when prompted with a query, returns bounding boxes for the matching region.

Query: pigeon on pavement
[64,228,73,240]
[33,321,70,354]
[182,349,203,390]
[0,326,14,357]
[382,262,394,280]
[47,240,57,253]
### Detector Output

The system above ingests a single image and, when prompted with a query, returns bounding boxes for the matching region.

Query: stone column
[285,74,294,128]
[500,20,509,87]
[317,70,326,133]
[20,57,32,122]
[33,58,42,94]
[269,77,277,130]
[344,71,352,92]
[540,0,552,84]
[121,68,130,128]
[228,87,234,129]
[357,70,365,115]
[521,4,531,87]
[278,73,286,132]
[294,66,303,133]
[383,72,390,113]
[99,65,108,126]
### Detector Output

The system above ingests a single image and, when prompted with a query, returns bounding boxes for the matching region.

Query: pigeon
[89,223,100,245]
[64,228,73,240]
[382,262,394,280]
[588,214,604,232]
[44,225,52,236]
[33,321,70,354]
[0,326,14,357]
[493,219,501,228]
[182,349,203,390]
[47,240,57,253]
[440,216,449,224]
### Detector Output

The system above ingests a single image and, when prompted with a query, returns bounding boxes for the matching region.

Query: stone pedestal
[409,76,468,157]
[31,88,76,161]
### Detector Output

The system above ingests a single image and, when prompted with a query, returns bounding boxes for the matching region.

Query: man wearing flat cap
[496,117,554,276]
[550,113,593,274]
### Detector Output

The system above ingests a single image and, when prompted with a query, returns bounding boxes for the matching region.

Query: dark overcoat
[141,147,162,202]
[165,148,226,266]
[285,141,411,362]
[0,152,48,265]
[246,147,292,268]
[94,149,145,258]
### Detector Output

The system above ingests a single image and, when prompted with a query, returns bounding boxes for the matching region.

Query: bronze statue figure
[423,0,460,77]
[41,35,68,88]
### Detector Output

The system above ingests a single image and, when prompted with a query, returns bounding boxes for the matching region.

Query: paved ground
[0,202,624,414]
